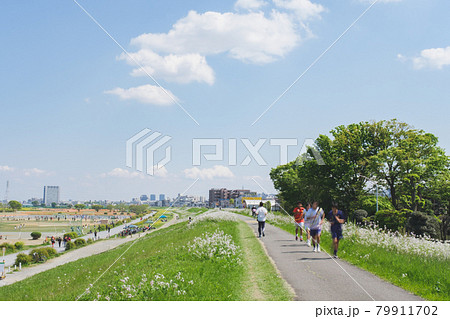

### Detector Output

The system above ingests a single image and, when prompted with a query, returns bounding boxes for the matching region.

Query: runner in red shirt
[293,202,305,241]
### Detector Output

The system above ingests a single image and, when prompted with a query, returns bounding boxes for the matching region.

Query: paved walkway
[0,213,179,287]
[235,213,422,301]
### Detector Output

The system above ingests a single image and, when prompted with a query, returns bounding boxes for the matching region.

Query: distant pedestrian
[305,201,324,252]
[94,230,97,240]
[57,237,62,247]
[329,203,345,258]
[51,236,56,248]
[304,203,311,246]
[251,206,257,218]
[256,202,268,238]
[293,202,305,241]
[63,236,67,246]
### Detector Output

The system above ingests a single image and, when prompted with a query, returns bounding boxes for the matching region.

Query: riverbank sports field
[0,209,133,244]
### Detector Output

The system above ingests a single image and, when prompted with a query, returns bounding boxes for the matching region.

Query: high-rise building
[140,194,149,201]
[43,186,60,206]
[159,194,165,201]
[208,188,251,207]
[150,194,156,201]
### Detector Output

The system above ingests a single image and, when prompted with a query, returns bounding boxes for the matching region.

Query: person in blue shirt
[329,203,345,258]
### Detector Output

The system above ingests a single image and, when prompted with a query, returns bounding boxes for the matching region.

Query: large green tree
[74,204,86,212]
[270,119,449,222]
[8,200,22,211]
[92,204,103,212]
[426,170,450,239]
[369,120,448,211]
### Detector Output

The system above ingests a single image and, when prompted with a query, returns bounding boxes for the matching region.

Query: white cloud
[398,46,450,70]
[184,165,234,180]
[102,168,143,178]
[235,0,268,10]
[102,166,168,179]
[110,1,324,103]
[412,47,450,70]
[152,166,169,178]
[130,6,321,64]
[104,84,177,106]
[273,0,324,21]
[0,165,14,172]
[23,168,47,176]
[119,50,215,85]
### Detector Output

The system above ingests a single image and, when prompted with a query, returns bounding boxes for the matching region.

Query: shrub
[0,242,15,253]
[374,209,408,231]
[14,241,25,250]
[406,211,440,238]
[30,248,50,262]
[87,238,93,244]
[63,232,78,239]
[74,238,86,247]
[353,209,368,224]
[65,241,76,251]
[15,253,32,266]
[44,247,57,256]
[358,195,394,216]
[30,232,42,240]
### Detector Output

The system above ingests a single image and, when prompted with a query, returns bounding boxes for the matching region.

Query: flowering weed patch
[81,271,194,301]
[189,210,237,225]
[344,223,450,260]
[187,229,241,262]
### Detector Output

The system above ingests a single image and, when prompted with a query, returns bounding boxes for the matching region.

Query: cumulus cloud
[109,1,324,102]
[152,166,169,178]
[235,0,268,10]
[273,0,324,21]
[119,50,215,85]
[129,1,324,65]
[131,10,301,64]
[398,46,450,70]
[104,84,177,105]
[184,165,234,180]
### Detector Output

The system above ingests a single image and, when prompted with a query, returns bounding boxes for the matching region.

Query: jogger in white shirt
[304,201,325,252]
[256,202,268,238]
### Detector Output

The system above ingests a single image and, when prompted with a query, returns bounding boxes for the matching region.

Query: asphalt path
[235,213,422,301]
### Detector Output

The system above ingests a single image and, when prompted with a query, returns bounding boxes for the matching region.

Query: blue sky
[1,0,449,202]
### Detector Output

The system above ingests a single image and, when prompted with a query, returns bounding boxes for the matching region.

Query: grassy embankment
[0,212,293,301]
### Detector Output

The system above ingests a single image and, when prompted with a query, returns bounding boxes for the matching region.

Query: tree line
[270,119,449,239]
